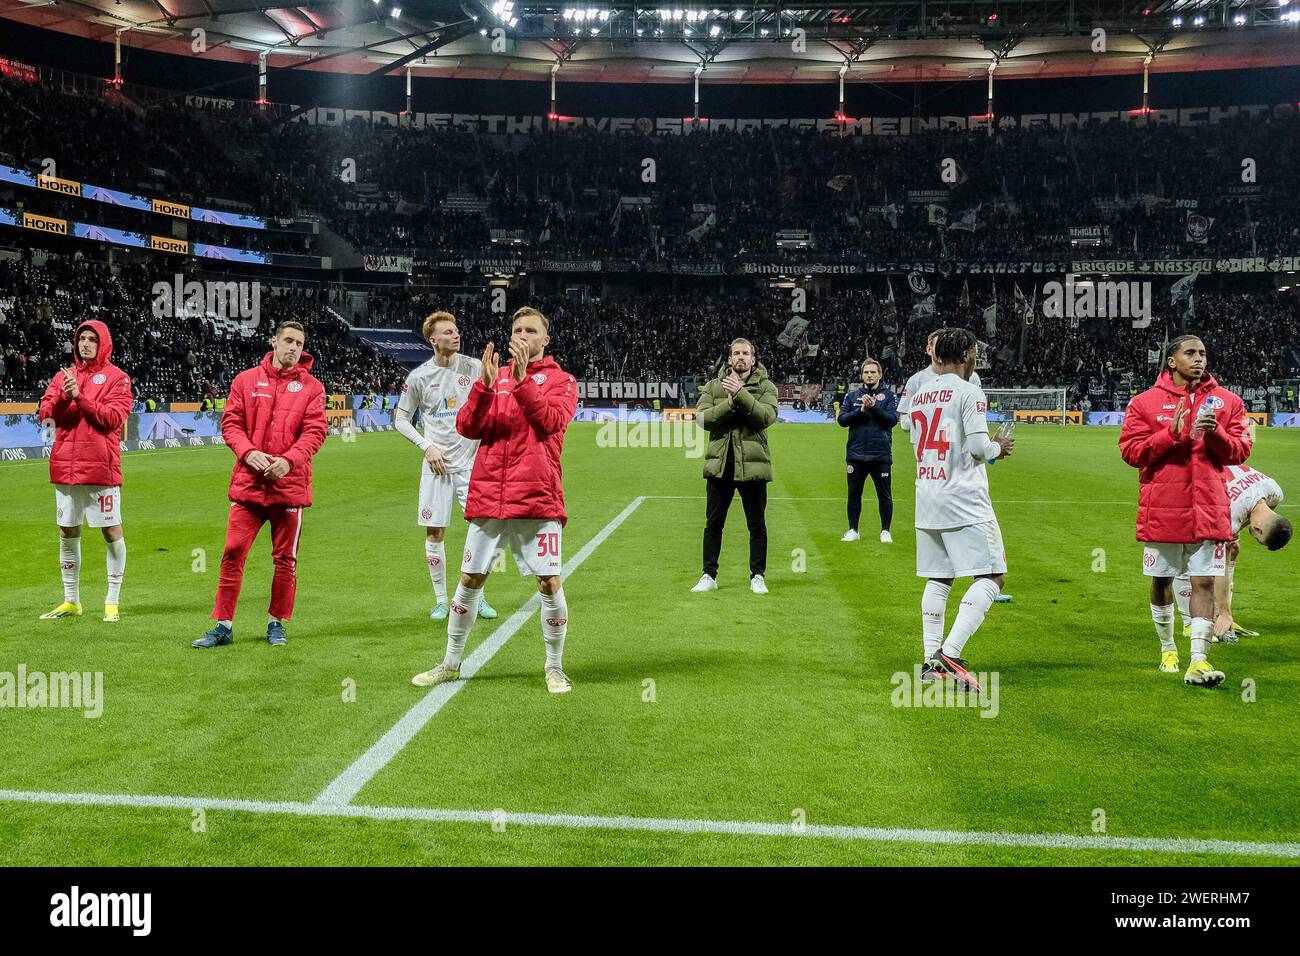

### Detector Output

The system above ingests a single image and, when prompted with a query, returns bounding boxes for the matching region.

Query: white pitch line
[313,496,646,807]
[644,495,1134,504]
[1,788,1296,859]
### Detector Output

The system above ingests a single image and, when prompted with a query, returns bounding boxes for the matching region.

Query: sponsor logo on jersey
[1162,404,1177,410]
[531,373,548,385]
[286,381,303,393]
[1204,395,1224,408]
[92,373,106,385]
[257,381,269,387]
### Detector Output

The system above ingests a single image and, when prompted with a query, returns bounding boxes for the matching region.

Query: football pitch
[1,423,1297,867]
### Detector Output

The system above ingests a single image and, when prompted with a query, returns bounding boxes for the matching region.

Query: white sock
[921,581,950,658]
[1150,603,1176,652]
[1189,617,1212,664]
[217,619,233,629]
[425,539,447,603]
[540,588,569,670]
[268,615,282,625]
[1172,575,1192,627]
[942,578,1001,659]
[444,583,482,669]
[105,538,125,604]
[59,537,81,605]
[1226,560,1235,613]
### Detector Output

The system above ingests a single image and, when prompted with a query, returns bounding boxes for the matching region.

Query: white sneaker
[751,574,768,595]
[691,574,718,593]
[545,667,572,694]
[880,530,893,543]
[841,529,860,542]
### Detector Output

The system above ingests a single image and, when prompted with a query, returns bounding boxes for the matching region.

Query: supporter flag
[538,211,551,245]
[880,279,898,333]
[983,283,997,336]
[1184,211,1214,244]
[926,204,948,227]
[687,211,717,243]
[777,316,810,349]
[1171,273,1197,322]
[827,174,854,193]
[395,199,423,215]
[959,280,971,310]
[909,295,936,324]
[883,203,900,230]
[947,208,978,232]
[610,200,623,235]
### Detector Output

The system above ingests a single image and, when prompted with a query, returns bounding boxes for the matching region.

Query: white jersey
[397,353,482,472]
[1224,465,1283,534]
[908,372,997,529]
[898,364,980,428]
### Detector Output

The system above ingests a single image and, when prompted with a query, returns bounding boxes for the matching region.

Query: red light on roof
[987,13,998,21]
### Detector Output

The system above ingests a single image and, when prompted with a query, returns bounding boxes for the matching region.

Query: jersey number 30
[910,410,950,462]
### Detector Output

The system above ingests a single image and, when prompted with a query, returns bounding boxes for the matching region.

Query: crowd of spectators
[0,252,406,400]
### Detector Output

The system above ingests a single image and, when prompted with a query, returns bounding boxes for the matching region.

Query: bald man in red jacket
[38,319,133,622]
[194,320,327,649]
[1120,334,1251,688]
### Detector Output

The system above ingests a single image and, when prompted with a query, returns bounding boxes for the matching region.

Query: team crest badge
[1204,395,1224,409]
[421,508,432,520]
[458,375,471,388]
[92,374,106,385]
[532,372,548,385]
[286,381,303,393]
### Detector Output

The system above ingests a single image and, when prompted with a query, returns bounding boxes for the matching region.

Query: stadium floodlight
[733,7,744,18]
[1171,16,1182,27]
[1287,10,1300,21]
[480,27,488,34]
[591,26,599,34]
[509,16,518,27]
[710,24,720,36]
[759,27,769,35]
[599,9,610,20]
[562,8,573,17]
[574,9,585,20]
[392,5,401,16]
[1233,14,1247,25]
[1193,15,1205,26]
[586,6,597,18]
[672,9,683,20]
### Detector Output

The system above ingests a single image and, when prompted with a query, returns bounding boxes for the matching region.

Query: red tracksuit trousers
[211,502,305,621]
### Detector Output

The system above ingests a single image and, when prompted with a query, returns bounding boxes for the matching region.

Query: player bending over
[907,328,1014,691]
[394,311,497,623]
[1173,464,1290,642]
[412,306,578,694]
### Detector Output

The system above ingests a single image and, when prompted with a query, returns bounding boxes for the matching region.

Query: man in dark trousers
[838,357,899,544]
[692,338,779,595]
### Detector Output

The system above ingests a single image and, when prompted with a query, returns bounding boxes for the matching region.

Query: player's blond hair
[422,311,457,342]
[512,306,549,332]
[861,357,882,375]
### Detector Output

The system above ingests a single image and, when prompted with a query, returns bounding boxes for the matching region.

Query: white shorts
[916,521,1007,579]
[1142,540,1227,578]
[418,469,471,528]
[55,484,122,528]
[462,518,563,577]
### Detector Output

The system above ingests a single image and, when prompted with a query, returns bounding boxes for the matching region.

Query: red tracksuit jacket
[1119,369,1251,543]
[221,352,328,508]
[456,354,577,525]
[38,319,133,487]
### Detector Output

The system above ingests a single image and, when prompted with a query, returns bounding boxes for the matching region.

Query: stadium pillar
[1141,53,1152,114]
[986,59,997,134]
[549,62,560,127]
[693,66,702,122]
[405,67,413,125]
[113,29,126,87]
[258,52,268,108]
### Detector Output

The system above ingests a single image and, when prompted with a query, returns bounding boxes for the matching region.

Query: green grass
[1,423,1297,866]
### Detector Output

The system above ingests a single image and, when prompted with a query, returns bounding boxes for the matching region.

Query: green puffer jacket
[696,362,779,481]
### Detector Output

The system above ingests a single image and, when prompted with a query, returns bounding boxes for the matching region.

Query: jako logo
[50,886,151,936]
[152,273,261,329]
[1042,274,1152,328]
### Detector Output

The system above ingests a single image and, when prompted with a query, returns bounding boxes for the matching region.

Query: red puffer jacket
[38,319,133,487]
[1119,369,1251,543]
[221,352,328,507]
[457,355,577,525]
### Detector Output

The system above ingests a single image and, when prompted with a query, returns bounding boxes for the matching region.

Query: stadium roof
[5,0,1300,85]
